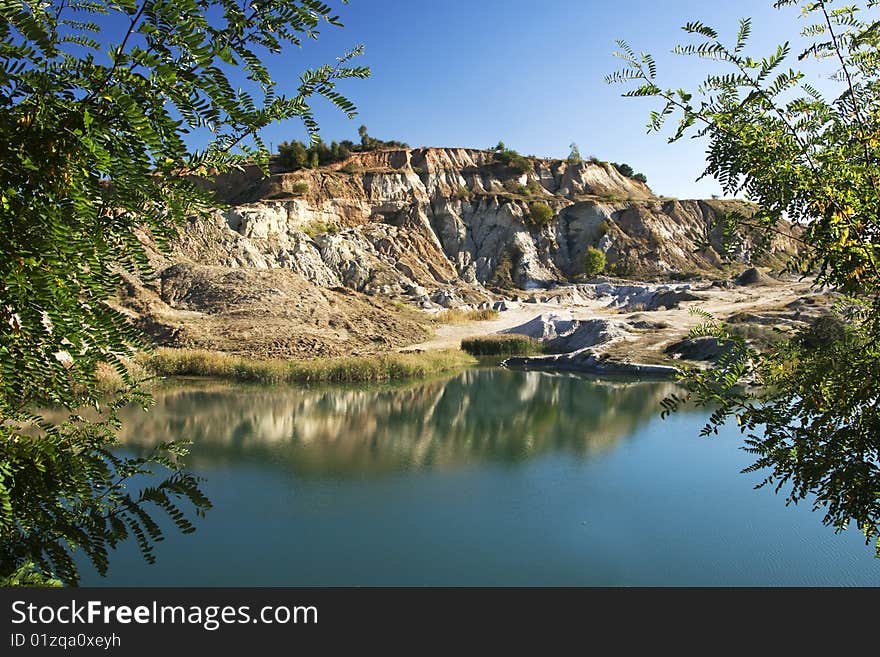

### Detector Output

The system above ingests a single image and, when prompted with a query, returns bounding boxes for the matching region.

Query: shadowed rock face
[114,370,685,476]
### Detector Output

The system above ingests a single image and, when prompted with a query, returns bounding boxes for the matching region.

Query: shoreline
[108,275,828,389]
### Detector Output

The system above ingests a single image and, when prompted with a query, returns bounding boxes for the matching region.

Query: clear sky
[253,0,845,199]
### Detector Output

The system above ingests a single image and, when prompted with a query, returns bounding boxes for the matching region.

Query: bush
[502,179,543,198]
[290,181,309,196]
[494,146,532,173]
[584,247,606,277]
[614,162,635,177]
[356,125,409,152]
[529,202,554,226]
[460,335,545,356]
[339,162,359,174]
[277,127,409,172]
[610,162,648,184]
[278,140,309,169]
[301,221,331,237]
[331,141,350,161]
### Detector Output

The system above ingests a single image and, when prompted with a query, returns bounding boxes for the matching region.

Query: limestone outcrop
[173,147,798,304]
[124,147,801,356]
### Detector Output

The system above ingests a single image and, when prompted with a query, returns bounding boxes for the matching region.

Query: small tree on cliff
[279,141,310,169]
[608,0,880,555]
[615,163,635,177]
[529,202,554,226]
[583,247,606,278]
[0,0,368,585]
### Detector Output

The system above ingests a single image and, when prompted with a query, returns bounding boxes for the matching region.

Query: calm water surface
[79,368,880,586]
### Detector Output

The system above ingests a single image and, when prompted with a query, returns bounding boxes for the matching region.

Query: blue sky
[82,1,854,198]
[254,0,842,199]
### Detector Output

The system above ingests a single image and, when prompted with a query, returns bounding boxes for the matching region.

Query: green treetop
[608,0,880,554]
[0,0,369,585]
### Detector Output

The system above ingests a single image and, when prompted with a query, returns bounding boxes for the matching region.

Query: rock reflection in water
[116,368,683,476]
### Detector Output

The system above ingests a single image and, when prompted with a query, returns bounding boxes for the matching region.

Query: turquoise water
[78,368,880,586]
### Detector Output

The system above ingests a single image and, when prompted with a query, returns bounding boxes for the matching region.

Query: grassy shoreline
[461,334,545,356]
[133,347,477,386]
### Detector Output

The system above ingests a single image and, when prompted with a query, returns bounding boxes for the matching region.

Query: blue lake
[79,368,880,586]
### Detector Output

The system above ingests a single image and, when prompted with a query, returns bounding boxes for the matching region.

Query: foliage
[529,202,554,226]
[277,139,351,170]
[613,162,648,183]
[301,220,333,238]
[493,144,532,173]
[144,348,475,384]
[355,124,408,151]
[609,0,880,554]
[289,181,310,197]
[1,395,211,586]
[277,125,407,171]
[567,142,582,164]
[583,247,607,277]
[460,335,545,356]
[0,0,368,584]
[615,162,635,177]
[502,179,524,195]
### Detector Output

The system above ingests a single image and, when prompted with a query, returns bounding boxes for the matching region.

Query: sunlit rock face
[171,147,798,299]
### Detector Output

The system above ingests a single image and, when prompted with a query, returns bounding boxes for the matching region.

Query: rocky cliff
[184,148,795,300]
[124,147,800,356]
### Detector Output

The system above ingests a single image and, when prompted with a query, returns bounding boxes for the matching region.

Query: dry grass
[140,348,476,385]
[431,308,499,324]
[460,334,545,356]
[94,359,155,392]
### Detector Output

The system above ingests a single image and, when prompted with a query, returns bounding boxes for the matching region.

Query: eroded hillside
[122,147,801,357]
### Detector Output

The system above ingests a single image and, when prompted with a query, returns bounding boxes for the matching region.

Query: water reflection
[116,369,684,476]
